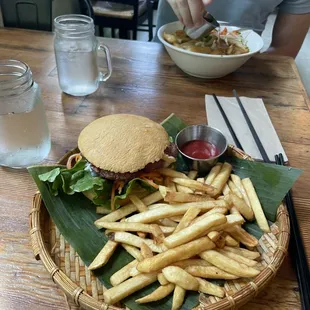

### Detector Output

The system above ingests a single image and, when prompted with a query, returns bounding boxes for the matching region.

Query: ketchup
[181,140,219,159]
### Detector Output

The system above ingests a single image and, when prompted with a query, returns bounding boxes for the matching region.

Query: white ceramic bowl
[158,22,264,79]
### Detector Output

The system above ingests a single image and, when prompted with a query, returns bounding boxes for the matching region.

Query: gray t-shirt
[155,0,310,40]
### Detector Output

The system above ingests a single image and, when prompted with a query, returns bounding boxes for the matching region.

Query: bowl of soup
[158,21,264,78]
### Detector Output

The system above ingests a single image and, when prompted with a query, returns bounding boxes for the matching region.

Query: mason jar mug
[54,14,112,96]
[0,60,51,168]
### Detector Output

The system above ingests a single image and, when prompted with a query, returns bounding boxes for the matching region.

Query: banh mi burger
[39,114,178,210]
[78,114,177,181]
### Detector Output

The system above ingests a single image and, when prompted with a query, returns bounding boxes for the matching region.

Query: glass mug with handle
[54,14,112,96]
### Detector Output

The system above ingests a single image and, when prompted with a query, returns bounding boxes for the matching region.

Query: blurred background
[0,0,309,95]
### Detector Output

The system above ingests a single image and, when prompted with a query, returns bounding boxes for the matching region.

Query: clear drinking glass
[54,14,112,96]
[0,60,51,168]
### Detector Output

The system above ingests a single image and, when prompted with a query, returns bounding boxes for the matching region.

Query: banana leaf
[28,113,302,310]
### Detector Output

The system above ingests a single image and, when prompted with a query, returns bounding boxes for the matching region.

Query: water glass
[0,60,51,168]
[54,14,112,96]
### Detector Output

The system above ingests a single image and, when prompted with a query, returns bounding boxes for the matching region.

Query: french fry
[122,244,144,261]
[176,184,194,193]
[170,215,183,222]
[185,265,238,280]
[144,238,167,252]
[224,234,239,247]
[218,249,258,267]
[161,188,213,203]
[141,242,153,259]
[137,232,147,238]
[196,277,225,298]
[230,174,251,207]
[242,178,270,232]
[129,194,148,212]
[96,207,111,215]
[157,168,188,179]
[225,225,258,247]
[200,250,260,278]
[230,193,254,221]
[174,207,201,234]
[110,260,138,286]
[104,273,158,304]
[196,177,205,183]
[109,232,163,253]
[205,163,223,185]
[230,206,241,215]
[136,284,175,303]
[160,226,176,234]
[211,162,232,195]
[223,246,260,260]
[162,266,199,290]
[126,200,228,223]
[188,170,198,179]
[172,178,215,196]
[228,180,243,199]
[191,207,228,225]
[165,176,177,192]
[88,241,118,270]
[95,221,165,241]
[158,273,169,286]
[214,234,226,249]
[222,184,231,196]
[223,194,233,206]
[136,236,215,273]
[172,259,211,268]
[207,231,222,243]
[164,213,226,248]
[172,286,186,310]
[96,191,163,223]
[158,218,178,227]
[129,266,141,277]
[204,213,245,235]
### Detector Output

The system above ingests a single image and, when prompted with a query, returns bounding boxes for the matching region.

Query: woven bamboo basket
[29,145,290,310]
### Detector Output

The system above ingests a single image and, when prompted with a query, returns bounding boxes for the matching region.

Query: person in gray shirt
[155,0,310,57]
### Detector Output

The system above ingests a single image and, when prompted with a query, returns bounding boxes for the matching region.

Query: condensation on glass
[54,14,112,96]
[0,60,51,168]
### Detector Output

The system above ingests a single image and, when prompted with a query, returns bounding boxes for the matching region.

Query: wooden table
[0,28,309,310]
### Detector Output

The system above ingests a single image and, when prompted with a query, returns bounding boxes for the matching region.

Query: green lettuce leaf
[39,167,61,182]
[37,159,157,209]
[114,178,156,207]
[37,159,113,205]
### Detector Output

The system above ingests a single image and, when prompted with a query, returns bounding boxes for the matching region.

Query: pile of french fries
[90,162,270,309]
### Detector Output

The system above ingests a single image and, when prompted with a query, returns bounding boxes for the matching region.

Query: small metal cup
[176,125,227,174]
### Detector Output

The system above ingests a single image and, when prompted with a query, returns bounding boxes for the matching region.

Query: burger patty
[91,142,178,182]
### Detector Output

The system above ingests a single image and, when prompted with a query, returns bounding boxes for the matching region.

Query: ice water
[0,85,51,168]
[55,50,99,96]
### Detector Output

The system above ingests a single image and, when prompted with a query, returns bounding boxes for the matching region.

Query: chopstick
[212,94,243,151]
[275,154,310,310]
[233,90,271,163]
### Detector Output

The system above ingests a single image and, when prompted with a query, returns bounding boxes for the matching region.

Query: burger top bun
[78,114,169,173]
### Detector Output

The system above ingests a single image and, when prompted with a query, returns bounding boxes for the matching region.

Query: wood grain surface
[0,28,309,310]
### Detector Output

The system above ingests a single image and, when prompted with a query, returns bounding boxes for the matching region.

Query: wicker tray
[29,146,290,310]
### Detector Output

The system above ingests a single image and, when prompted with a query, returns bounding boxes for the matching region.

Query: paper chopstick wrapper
[205,95,288,162]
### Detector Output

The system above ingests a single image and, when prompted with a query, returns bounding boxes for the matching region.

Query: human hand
[167,0,213,28]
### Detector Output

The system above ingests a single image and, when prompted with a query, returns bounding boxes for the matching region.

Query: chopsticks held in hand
[275,154,310,310]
